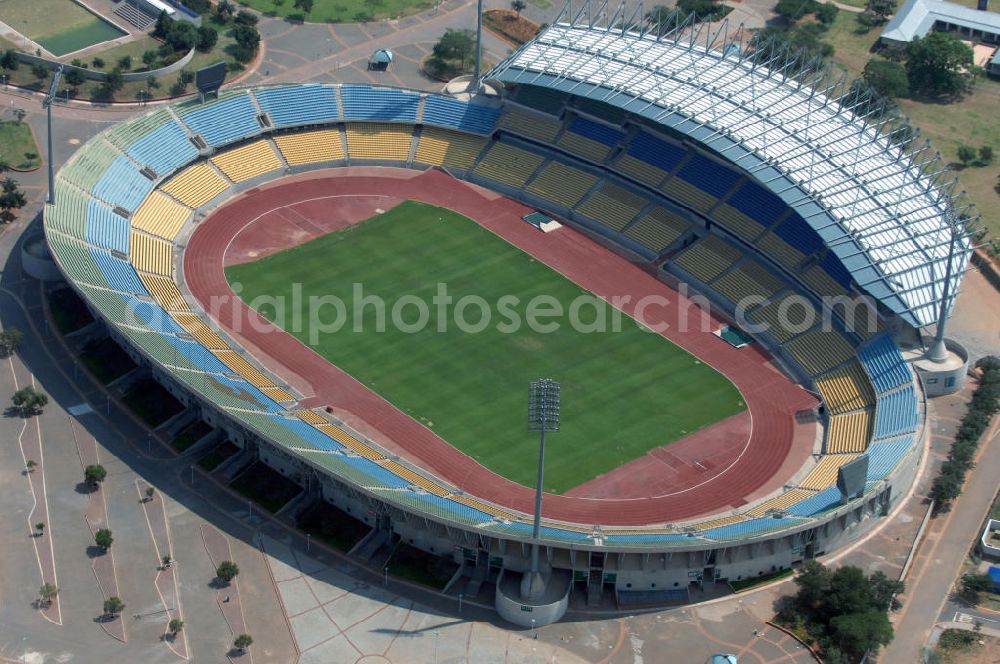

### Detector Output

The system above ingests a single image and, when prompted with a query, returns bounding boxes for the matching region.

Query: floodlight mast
[42,65,64,205]
[524,379,560,600]
[473,0,484,91]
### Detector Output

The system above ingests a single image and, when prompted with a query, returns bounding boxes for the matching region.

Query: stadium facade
[42,12,971,622]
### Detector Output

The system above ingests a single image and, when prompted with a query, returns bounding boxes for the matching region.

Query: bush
[814,2,838,24]
[196,25,218,51]
[863,59,909,98]
[979,145,993,164]
[957,144,976,164]
[92,57,105,69]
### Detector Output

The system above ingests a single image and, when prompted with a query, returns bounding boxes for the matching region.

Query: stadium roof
[486,7,976,328]
[880,0,1000,44]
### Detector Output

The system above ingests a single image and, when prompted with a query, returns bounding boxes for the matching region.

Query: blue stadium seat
[165,335,231,374]
[340,85,420,121]
[728,182,786,226]
[566,117,624,146]
[91,156,154,213]
[85,199,129,254]
[774,216,824,255]
[254,85,339,128]
[866,435,914,481]
[874,385,919,439]
[180,94,260,147]
[627,132,687,171]
[126,120,198,176]
[422,95,500,134]
[675,154,741,198]
[268,415,344,452]
[786,486,843,516]
[603,532,694,544]
[859,335,911,393]
[210,374,285,413]
[703,517,803,540]
[90,248,147,294]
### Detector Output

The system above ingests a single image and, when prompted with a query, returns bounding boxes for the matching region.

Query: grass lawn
[172,420,213,452]
[121,377,184,427]
[47,287,95,334]
[227,201,745,493]
[197,440,239,470]
[297,502,371,552]
[729,568,794,592]
[229,462,302,512]
[237,0,433,23]
[3,0,126,56]
[386,541,459,589]
[80,337,137,385]
[0,121,40,170]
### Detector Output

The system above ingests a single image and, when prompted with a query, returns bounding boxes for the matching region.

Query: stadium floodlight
[523,379,559,600]
[42,65,64,205]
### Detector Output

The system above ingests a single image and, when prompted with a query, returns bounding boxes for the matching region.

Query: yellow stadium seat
[210,140,283,183]
[273,129,345,165]
[160,162,229,208]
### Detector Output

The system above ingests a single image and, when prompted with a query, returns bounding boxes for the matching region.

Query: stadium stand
[345,123,414,161]
[746,489,816,517]
[340,85,420,121]
[111,114,200,178]
[757,232,806,272]
[710,259,786,305]
[526,161,599,209]
[556,116,623,162]
[799,454,859,490]
[497,107,563,143]
[874,385,920,439]
[59,140,120,192]
[413,127,488,171]
[473,142,546,189]
[575,181,647,231]
[783,329,857,375]
[801,262,846,298]
[253,84,340,128]
[131,192,192,240]
[140,274,189,312]
[859,335,912,393]
[210,140,284,183]
[273,129,345,165]
[815,361,876,414]
[746,294,818,342]
[90,247,145,293]
[91,155,154,213]
[130,231,173,276]
[85,199,130,255]
[160,162,230,208]
[178,92,261,147]
[826,410,874,454]
[785,486,843,517]
[866,435,915,481]
[672,235,743,282]
[422,95,501,134]
[514,85,566,114]
[624,206,691,252]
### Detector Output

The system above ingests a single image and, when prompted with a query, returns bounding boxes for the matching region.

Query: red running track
[183,167,818,526]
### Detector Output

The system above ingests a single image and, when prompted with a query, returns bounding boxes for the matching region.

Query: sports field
[226,201,745,492]
[3,0,125,56]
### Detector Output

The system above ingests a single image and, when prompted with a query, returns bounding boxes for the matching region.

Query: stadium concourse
[40,14,964,619]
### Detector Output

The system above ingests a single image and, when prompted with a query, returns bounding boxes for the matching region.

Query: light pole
[522,379,560,601]
[306,533,311,552]
[383,566,388,587]
[472,0,483,92]
[42,65,64,205]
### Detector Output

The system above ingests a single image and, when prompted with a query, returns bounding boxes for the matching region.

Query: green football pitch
[226,201,745,493]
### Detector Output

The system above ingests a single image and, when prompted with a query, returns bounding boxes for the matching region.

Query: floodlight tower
[42,65,64,205]
[523,378,560,600]
[472,0,484,92]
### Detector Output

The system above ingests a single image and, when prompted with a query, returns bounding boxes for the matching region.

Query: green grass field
[236,0,433,24]
[226,201,745,492]
[3,0,125,56]
[0,120,40,170]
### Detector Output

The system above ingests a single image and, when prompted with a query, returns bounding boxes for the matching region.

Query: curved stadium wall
[43,73,935,598]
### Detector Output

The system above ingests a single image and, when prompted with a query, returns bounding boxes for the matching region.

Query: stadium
[41,9,972,625]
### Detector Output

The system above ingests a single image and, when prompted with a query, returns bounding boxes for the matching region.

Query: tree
[865,0,895,22]
[145,486,156,502]
[216,560,240,584]
[166,21,198,52]
[234,9,259,26]
[232,24,261,62]
[11,386,48,415]
[103,596,125,617]
[35,522,44,537]
[829,610,895,653]
[0,176,26,220]
[195,25,218,52]
[218,0,236,19]
[153,10,172,39]
[979,145,993,164]
[906,31,975,98]
[31,63,48,81]
[84,464,107,487]
[64,67,86,89]
[168,618,184,635]
[117,55,132,71]
[293,0,314,13]
[100,69,125,98]
[26,459,37,472]
[95,528,114,550]
[957,144,976,165]
[233,634,253,652]
[676,0,727,20]
[0,327,23,355]
[91,57,105,69]
[814,2,838,24]
[959,572,993,602]
[0,49,19,72]
[863,59,909,98]
[774,0,818,20]
[432,28,475,68]
[39,583,58,605]
[510,0,526,17]
[142,50,158,68]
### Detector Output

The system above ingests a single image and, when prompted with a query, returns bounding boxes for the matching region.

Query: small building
[880,0,1000,64]
[980,518,1000,560]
